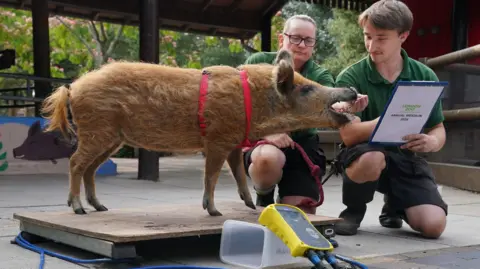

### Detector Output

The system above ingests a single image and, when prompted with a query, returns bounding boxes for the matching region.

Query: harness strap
[198,70,209,136]
[237,70,254,148]
[197,69,327,208]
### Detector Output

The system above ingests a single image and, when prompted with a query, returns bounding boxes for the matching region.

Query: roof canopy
[0,0,375,39]
[0,0,288,39]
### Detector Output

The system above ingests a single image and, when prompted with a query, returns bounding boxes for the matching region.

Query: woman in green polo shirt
[242,14,335,214]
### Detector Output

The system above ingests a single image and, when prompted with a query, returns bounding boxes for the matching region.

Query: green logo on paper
[403,104,421,112]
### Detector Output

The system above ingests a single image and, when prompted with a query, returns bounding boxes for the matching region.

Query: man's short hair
[283,14,317,33]
[358,0,413,34]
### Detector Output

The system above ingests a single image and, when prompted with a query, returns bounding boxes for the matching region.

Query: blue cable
[14,232,227,269]
[15,232,368,269]
[333,254,369,269]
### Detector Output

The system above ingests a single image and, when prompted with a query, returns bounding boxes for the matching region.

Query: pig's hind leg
[226,148,255,210]
[202,146,229,216]
[83,141,123,212]
[68,130,118,215]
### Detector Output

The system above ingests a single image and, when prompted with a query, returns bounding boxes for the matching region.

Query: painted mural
[0,116,116,176]
[0,132,7,172]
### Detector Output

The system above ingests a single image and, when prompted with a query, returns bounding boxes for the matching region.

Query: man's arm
[335,68,377,146]
[401,68,446,153]
[424,123,446,152]
[339,117,379,147]
[421,69,446,152]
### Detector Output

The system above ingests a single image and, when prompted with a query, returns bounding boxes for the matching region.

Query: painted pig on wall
[12,120,76,163]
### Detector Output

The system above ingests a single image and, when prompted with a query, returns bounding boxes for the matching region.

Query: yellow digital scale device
[258,203,333,256]
[258,204,368,269]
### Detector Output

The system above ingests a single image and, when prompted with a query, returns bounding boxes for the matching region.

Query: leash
[197,68,343,209]
[243,139,343,209]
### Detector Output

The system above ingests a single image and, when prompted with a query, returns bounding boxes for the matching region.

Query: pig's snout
[328,86,358,106]
[341,87,358,102]
[12,147,22,159]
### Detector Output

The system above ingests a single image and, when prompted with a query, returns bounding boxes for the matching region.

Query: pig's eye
[299,85,315,96]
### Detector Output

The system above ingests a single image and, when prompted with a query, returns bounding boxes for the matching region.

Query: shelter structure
[1,0,479,180]
[0,0,376,180]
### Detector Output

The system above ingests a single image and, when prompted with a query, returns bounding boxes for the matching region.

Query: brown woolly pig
[41,49,357,217]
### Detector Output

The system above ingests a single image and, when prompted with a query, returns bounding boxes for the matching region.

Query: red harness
[197,69,324,208]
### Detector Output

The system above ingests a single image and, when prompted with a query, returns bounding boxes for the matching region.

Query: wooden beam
[202,0,214,12]
[156,2,261,32]
[228,0,243,13]
[0,0,280,39]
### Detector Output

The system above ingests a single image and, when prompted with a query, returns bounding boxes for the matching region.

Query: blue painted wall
[0,116,117,176]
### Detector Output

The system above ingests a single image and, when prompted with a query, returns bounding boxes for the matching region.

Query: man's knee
[248,144,285,189]
[406,204,447,239]
[345,151,386,184]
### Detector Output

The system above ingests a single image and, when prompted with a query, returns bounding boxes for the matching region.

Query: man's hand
[400,133,439,152]
[352,94,369,112]
[263,133,294,149]
[331,94,368,113]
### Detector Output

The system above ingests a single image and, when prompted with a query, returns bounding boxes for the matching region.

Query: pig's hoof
[68,194,86,215]
[203,196,222,216]
[74,208,87,215]
[208,208,223,217]
[95,205,108,212]
[239,191,255,210]
[87,197,108,212]
[245,200,256,210]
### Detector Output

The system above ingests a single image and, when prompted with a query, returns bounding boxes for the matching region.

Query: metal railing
[0,72,72,115]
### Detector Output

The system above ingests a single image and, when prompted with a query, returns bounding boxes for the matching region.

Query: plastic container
[219,220,309,269]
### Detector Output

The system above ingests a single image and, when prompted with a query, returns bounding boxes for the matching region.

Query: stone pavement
[1,154,480,269]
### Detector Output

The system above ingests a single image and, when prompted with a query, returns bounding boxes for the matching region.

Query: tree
[322,8,368,78]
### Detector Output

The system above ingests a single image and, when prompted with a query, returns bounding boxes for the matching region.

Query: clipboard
[368,80,448,146]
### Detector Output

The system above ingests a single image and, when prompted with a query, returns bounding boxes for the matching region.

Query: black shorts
[338,143,448,219]
[243,135,326,201]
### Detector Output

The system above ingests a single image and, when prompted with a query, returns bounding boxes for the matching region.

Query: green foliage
[322,8,368,78]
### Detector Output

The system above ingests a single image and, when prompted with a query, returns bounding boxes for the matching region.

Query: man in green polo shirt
[332,0,448,239]
[242,14,335,214]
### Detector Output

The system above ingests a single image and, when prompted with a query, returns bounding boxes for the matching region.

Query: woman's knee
[345,151,386,183]
[248,144,285,188]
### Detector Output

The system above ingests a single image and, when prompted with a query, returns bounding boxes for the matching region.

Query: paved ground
[1,154,480,269]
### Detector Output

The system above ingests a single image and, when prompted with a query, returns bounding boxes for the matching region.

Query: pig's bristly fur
[40,49,357,217]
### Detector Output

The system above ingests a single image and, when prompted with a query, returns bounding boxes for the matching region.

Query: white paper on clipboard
[369,80,447,145]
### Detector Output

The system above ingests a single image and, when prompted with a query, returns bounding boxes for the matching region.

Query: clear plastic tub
[219,219,309,269]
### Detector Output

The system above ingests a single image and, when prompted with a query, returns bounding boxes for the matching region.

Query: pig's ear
[28,121,41,137]
[272,49,294,96]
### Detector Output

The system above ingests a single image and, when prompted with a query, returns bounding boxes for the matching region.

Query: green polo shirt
[245,51,335,141]
[335,49,444,129]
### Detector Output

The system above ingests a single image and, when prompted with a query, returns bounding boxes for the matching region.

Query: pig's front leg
[227,148,256,210]
[202,147,229,216]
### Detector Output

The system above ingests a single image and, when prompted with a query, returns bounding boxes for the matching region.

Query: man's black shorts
[339,142,448,219]
[243,135,326,201]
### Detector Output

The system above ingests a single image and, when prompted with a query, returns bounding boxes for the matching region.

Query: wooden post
[137,0,160,181]
[31,0,51,116]
[261,14,271,52]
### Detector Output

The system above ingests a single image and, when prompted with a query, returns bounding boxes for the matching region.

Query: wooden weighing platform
[13,201,341,259]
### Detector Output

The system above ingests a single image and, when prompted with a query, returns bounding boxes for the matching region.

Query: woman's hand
[263,133,294,149]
